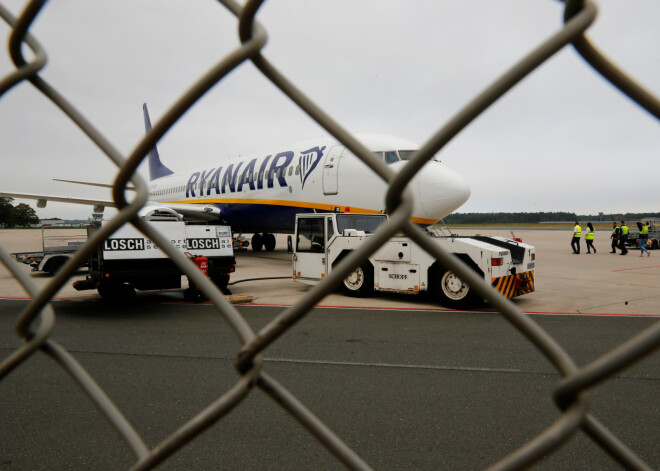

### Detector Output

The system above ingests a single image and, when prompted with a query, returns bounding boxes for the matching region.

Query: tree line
[444,211,660,224]
[0,198,40,228]
[2,198,658,227]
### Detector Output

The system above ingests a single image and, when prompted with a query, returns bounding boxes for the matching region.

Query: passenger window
[288,166,293,176]
[297,218,325,253]
[295,165,300,175]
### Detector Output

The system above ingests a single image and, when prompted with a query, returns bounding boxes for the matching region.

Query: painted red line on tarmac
[0,296,91,302]
[522,310,659,318]
[239,302,660,318]
[613,265,660,275]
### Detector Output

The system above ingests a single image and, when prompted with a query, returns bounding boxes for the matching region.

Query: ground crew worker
[610,222,621,253]
[571,221,581,254]
[619,221,629,255]
[639,221,650,257]
[585,222,596,254]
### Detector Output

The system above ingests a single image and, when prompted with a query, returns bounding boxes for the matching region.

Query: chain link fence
[1,0,659,469]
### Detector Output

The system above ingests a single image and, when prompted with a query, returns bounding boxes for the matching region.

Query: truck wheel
[97,282,115,299]
[118,284,136,300]
[341,262,373,297]
[652,239,658,250]
[252,234,263,252]
[211,274,232,295]
[436,270,480,310]
[45,258,66,276]
[184,287,205,303]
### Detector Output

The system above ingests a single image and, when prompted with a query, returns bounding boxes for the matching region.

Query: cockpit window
[384,151,399,164]
[373,150,422,164]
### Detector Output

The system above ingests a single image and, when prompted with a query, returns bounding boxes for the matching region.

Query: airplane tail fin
[143,103,174,181]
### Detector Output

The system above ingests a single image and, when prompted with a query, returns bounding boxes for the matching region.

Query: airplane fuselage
[147,134,470,234]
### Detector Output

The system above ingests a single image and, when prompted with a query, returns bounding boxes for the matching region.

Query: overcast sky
[1,1,658,220]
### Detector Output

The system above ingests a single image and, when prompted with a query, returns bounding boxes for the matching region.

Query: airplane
[1,104,471,251]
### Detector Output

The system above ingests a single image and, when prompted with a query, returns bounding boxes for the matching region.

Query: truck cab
[292,213,387,284]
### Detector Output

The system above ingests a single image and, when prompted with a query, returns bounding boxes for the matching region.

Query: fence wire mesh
[1,0,659,470]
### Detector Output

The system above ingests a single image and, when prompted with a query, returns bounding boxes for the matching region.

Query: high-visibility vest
[574,225,581,237]
[641,225,649,235]
[621,225,629,235]
[586,228,595,240]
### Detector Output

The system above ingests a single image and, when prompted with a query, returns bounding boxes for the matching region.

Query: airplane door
[322,146,342,195]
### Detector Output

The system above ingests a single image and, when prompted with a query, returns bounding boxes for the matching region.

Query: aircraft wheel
[435,269,480,310]
[251,234,263,252]
[341,262,373,297]
[264,233,276,251]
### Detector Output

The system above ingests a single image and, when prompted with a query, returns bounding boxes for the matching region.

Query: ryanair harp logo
[299,146,326,189]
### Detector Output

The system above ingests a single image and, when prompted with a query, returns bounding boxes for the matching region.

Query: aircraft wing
[52,179,135,190]
[0,191,221,221]
[0,191,115,211]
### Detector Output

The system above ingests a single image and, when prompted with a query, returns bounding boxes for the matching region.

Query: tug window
[337,214,388,234]
[297,218,324,253]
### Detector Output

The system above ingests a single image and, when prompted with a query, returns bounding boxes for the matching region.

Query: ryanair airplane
[1,104,470,251]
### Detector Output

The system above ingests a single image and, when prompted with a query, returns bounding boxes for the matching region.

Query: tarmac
[1,227,659,316]
[1,228,658,470]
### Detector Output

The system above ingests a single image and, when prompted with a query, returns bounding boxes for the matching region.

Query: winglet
[143,103,174,180]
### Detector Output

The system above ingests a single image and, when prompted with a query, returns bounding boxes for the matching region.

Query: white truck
[290,213,536,309]
[73,216,236,301]
[12,226,86,276]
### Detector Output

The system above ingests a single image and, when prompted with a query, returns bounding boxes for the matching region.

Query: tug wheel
[341,262,373,297]
[433,269,482,310]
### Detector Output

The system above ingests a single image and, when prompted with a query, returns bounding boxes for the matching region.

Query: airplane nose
[417,162,471,220]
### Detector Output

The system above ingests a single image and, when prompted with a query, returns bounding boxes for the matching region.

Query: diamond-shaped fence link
[1,0,659,470]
